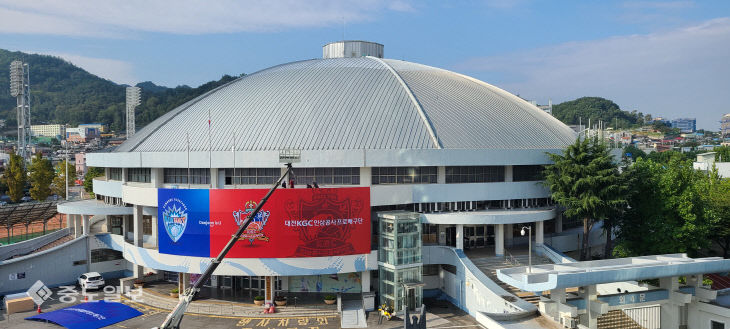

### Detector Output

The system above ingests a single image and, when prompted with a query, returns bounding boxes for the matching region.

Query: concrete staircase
[469,253,552,307]
[597,310,644,329]
[131,288,339,318]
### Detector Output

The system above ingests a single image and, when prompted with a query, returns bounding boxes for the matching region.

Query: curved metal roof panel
[117,57,575,153]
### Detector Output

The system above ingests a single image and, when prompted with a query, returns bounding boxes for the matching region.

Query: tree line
[0,152,93,203]
[545,138,730,260]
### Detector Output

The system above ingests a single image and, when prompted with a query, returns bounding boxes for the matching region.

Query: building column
[580,285,598,329]
[555,213,563,234]
[437,166,446,184]
[121,215,128,240]
[455,224,463,250]
[133,205,144,277]
[549,288,567,321]
[82,215,90,236]
[74,215,82,238]
[505,166,513,182]
[178,273,190,300]
[359,167,371,186]
[361,270,371,293]
[495,224,504,257]
[660,276,682,329]
[536,221,544,245]
[505,224,513,247]
[66,214,72,235]
[151,214,158,249]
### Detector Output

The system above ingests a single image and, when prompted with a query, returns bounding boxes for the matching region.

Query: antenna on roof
[342,16,346,41]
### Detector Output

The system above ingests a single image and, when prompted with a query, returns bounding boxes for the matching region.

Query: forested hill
[552,97,650,128]
[0,49,241,132]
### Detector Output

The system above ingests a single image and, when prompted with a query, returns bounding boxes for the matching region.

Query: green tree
[544,137,626,260]
[622,145,646,162]
[83,167,104,195]
[52,160,76,199]
[3,153,27,203]
[713,146,730,162]
[706,168,730,258]
[28,152,54,201]
[615,155,712,257]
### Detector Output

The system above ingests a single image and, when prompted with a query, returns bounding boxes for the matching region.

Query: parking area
[2,285,483,329]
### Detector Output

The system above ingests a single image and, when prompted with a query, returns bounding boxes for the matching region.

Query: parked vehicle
[78,272,105,290]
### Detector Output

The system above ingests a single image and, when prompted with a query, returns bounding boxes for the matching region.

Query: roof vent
[323,41,384,59]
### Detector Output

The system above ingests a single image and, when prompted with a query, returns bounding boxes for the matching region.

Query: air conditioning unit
[560,315,577,328]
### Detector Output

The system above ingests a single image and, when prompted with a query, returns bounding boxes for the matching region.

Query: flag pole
[232,133,237,189]
[186,133,190,189]
[208,108,213,189]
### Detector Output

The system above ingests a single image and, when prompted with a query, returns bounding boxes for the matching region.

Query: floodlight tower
[9,60,31,159]
[125,86,141,138]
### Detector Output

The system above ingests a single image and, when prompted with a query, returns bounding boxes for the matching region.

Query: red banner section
[209,187,371,258]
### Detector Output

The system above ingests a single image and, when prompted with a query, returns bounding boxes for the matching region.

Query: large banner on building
[158,187,370,258]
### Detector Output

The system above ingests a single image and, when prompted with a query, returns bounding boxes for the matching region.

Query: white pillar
[74,215,82,238]
[179,272,191,300]
[361,271,371,293]
[660,276,681,329]
[359,167,371,186]
[555,213,563,234]
[66,214,72,235]
[536,221,544,245]
[504,166,513,182]
[437,166,446,184]
[580,284,598,329]
[456,224,463,250]
[495,224,504,257]
[121,215,128,239]
[82,215,90,236]
[133,205,144,277]
[151,214,158,249]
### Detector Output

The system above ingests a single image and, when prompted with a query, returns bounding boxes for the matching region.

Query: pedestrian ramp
[341,300,367,328]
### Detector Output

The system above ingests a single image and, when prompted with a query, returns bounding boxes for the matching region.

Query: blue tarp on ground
[25,300,142,329]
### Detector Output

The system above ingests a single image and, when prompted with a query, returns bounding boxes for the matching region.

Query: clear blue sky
[1,0,729,129]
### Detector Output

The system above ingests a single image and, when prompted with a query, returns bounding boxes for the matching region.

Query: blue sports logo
[162,198,188,243]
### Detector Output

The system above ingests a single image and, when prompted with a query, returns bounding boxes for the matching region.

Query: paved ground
[1,286,484,329]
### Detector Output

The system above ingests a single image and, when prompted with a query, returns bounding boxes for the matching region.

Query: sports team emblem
[232,200,270,244]
[162,198,188,243]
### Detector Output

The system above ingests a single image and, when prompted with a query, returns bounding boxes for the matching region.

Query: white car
[78,272,105,290]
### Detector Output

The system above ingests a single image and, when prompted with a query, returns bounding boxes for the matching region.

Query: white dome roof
[117,57,575,153]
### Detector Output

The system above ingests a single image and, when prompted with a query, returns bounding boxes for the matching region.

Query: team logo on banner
[232,200,270,244]
[162,198,188,243]
[285,190,363,257]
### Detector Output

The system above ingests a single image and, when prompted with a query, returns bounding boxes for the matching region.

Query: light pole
[521,226,532,273]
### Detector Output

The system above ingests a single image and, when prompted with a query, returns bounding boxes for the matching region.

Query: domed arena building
[57,41,578,316]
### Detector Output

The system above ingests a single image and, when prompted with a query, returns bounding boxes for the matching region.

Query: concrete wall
[92,178,123,198]
[688,301,730,329]
[371,181,549,206]
[0,236,88,295]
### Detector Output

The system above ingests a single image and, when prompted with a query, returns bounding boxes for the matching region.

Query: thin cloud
[622,1,695,10]
[0,0,413,36]
[454,17,730,129]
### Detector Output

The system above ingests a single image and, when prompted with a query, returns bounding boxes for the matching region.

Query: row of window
[164,168,210,185]
[109,165,547,184]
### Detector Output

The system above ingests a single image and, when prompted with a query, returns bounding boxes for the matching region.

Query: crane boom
[156,163,293,329]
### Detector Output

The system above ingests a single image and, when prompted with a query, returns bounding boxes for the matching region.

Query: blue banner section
[26,301,142,329]
[158,189,210,257]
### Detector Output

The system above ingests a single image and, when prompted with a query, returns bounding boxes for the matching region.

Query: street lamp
[521,226,532,273]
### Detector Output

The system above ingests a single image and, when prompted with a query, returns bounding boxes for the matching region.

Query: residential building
[722,114,730,138]
[30,124,66,139]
